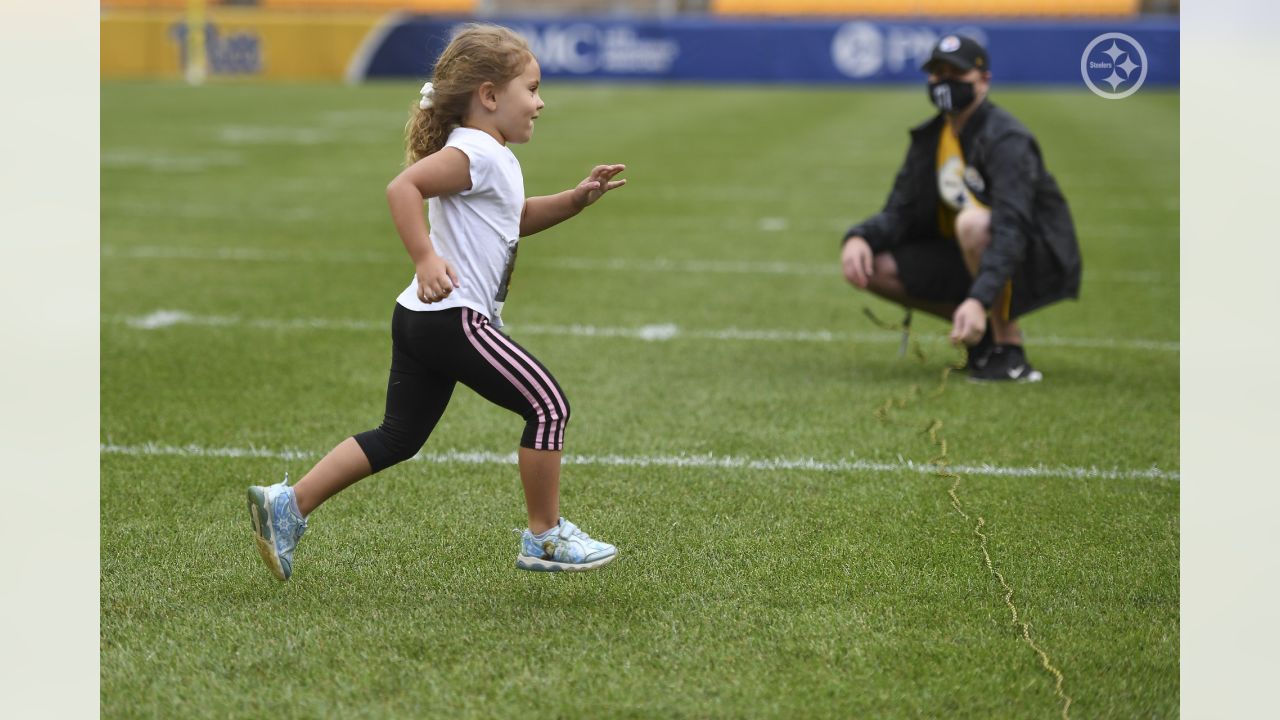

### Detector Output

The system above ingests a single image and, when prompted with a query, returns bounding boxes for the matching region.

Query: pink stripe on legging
[460,309,556,449]
[478,319,569,449]
[469,312,565,449]
[472,312,568,449]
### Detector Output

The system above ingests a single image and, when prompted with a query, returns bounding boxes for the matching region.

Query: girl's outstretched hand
[572,164,627,209]
[416,252,460,304]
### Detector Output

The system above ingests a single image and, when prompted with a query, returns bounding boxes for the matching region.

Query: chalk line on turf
[106,310,1180,353]
[98,441,1178,482]
[101,244,1177,285]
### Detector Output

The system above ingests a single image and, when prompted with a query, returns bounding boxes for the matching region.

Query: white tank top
[396,127,524,328]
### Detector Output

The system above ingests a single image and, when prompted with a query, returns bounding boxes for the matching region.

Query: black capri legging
[353,305,570,473]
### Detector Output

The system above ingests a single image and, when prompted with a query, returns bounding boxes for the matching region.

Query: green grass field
[101,80,1178,718]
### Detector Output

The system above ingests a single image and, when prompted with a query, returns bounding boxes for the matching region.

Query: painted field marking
[99,441,1179,482]
[100,244,1177,285]
[108,310,1180,353]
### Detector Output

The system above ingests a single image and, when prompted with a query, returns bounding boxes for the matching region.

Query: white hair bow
[419,82,435,110]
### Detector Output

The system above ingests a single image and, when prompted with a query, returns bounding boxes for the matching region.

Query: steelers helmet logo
[939,35,961,53]
[963,166,986,194]
[938,157,967,211]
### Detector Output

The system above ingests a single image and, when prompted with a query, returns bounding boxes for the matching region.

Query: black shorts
[890,238,973,304]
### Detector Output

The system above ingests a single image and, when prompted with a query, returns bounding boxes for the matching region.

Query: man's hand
[950,298,987,346]
[416,252,460,304]
[571,164,627,209]
[841,236,874,288]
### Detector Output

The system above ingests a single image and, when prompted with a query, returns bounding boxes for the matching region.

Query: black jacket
[844,99,1081,317]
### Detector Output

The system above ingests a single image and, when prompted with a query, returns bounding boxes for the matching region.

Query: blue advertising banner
[354,16,1178,88]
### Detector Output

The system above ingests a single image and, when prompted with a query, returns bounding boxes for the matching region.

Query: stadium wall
[101,12,1178,86]
[101,9,394,80]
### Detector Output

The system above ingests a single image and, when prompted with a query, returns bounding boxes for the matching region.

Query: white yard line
[101,150,244,172]
[108,310,1180,353]
[99,441,1179,482]
[100,244,1178,285]
[216,125,336,146]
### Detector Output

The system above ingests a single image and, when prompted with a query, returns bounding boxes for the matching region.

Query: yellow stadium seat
[103,0,475,10]
[259,0,474,10]
[709,0,1141,17]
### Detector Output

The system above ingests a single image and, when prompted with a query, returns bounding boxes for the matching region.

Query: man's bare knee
[866,253,903,296]
[872,252,898,278]
[955,207,991,254]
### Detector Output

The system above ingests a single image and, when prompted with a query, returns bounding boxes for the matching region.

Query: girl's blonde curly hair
[404,24,534,166]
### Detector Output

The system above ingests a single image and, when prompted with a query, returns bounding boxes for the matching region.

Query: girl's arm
[385,148,473,303]
[520,164,626,237]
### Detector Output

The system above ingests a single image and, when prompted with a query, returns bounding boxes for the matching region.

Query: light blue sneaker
[247,480,307,581]
[516,517,618,572]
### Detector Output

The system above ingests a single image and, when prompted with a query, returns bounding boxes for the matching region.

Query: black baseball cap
[921,34,990,73]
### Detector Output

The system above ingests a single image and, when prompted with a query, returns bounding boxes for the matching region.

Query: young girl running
[247,24,626,580]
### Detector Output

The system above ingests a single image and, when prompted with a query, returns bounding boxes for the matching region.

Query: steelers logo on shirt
[963,166,986,195]
[938,156,969,211]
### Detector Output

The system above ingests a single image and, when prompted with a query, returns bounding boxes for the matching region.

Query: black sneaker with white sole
[963,327,996,372]
[968,344,1043,383]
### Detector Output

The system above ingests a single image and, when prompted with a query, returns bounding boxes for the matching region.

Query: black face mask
[928,79,976,113]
